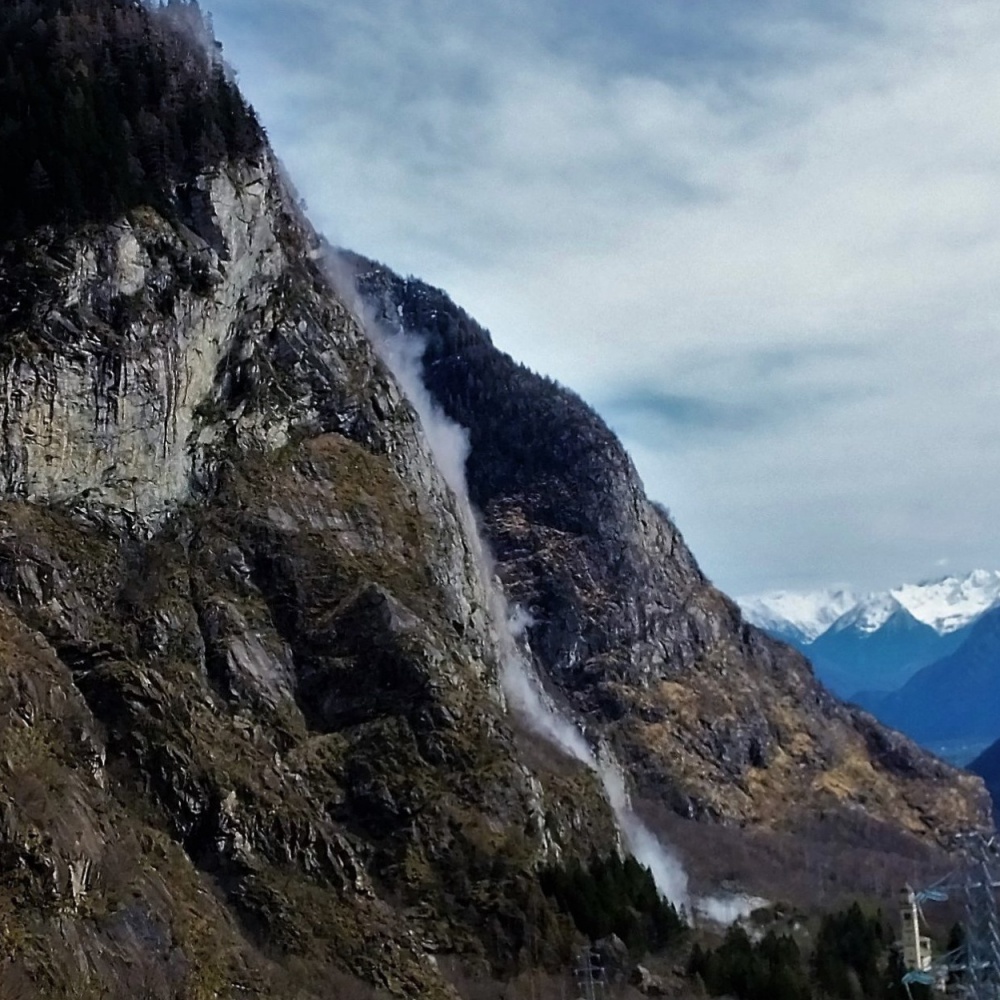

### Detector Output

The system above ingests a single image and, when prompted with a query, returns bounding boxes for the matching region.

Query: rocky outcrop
[1,164,278,516]
[631,964,670,996]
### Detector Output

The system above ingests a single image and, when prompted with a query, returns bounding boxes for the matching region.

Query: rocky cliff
[0,4,631,990]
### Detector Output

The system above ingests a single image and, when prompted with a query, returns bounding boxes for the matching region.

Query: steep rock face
[0,158,619,998]
[0,161,414,521]
[1,165,280,515]
[351,260,989,846]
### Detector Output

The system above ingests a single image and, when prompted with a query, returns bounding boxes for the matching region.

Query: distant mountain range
[739,587,859,647]
[741,572,1000,763]
[740,570,1000,698]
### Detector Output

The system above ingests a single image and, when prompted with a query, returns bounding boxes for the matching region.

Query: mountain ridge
[742,570,1000,640]
[855,606,1000,748]
[969,738,1000,825]
[740,571,1000,696]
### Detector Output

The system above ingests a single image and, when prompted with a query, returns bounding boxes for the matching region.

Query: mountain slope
[350,258,986,837]
[858,607,1000,748]
[968,739,1000,825]
[0,0,264,238]
[808,597,966,697]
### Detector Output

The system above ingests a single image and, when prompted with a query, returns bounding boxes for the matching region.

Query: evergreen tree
[0,0,264,238]
[539,853,685,954]
[688,925,810,1000]
[689,901,902,1000]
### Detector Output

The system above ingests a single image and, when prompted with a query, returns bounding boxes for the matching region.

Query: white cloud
[210,0,1000,594]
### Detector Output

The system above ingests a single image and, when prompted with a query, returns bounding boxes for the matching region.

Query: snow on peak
[828,592,905,635]
[739,588,857,641]
[739,569,1000,644]
[890,570,1000,634]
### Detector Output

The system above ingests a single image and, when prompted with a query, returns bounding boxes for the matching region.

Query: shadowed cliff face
[350,259,989,843]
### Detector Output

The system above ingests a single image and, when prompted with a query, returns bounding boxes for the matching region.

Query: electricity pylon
[902,831,1000,999]
[956,833,1000,999]
[574,947,606,1000]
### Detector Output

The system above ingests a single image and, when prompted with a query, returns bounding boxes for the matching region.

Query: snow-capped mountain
[809,599,963,697]
[890,569,1000,634]
[739,570,1000,698]
[822,592,906,635]
[738,588,858,646]
[741,570,1000,643]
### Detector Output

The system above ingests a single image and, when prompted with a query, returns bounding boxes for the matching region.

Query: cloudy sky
[207,0,1000,598]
